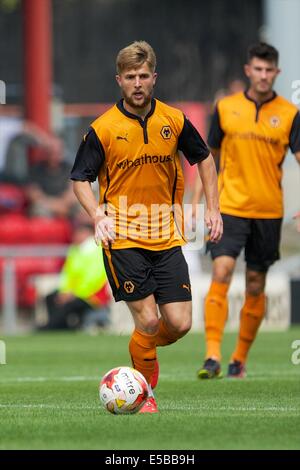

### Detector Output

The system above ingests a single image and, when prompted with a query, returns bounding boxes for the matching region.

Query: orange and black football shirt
[208,91,300,218]
[71,98,209,250]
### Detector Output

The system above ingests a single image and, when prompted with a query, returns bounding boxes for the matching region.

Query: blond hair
[116,41,156,74]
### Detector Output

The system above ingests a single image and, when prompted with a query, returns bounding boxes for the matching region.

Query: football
[99,366,148,414]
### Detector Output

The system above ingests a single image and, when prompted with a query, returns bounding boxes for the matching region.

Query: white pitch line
[0,376,99,384]
[0,404,100,410]
[0,370,299,385]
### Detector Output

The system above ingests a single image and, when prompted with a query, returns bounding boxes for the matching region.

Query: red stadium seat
[0,214,70,307]
[0,214,31,244]
[18,278,36,308]
[14,257,63,276]
[0,183,27,215]
[0,215,72,244]
[0,258,64,308]
[7,273,35,308]
[28,217,72,244]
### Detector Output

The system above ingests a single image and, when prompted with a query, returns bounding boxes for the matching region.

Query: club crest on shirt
[160,126,172,139]
[124,281,135,293]
[270,115,281,128]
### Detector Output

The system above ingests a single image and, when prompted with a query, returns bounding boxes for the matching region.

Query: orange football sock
[204,281,229,361]
[155,318,182,347]
[129,329,157,384]
[231,293,266,364]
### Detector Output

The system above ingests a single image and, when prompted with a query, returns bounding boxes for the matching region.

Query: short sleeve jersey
[208,91,300,218]
[71,98,209,250]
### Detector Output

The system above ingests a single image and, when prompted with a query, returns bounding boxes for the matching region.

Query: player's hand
[205,209,223,243]
[94,215,115,248]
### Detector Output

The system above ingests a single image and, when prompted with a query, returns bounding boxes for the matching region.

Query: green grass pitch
[0,328,299,450]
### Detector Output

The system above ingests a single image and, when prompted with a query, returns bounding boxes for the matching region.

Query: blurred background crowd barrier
[0,0,299,334]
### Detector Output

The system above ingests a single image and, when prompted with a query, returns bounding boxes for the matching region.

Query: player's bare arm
[190,146,220,209]
[191,175,204,207]
[209,147,220,159]
[292,151,300,231]
[72,180,115,247]
[185,176,204,233]
[197,154,223,243]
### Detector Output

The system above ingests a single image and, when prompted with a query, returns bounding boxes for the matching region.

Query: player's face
[116,63,157,112]
[244,58,280,95]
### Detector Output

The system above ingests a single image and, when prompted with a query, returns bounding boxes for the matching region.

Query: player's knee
[178,319,192,337]
[247,280,265,296]
[213,266,233,284]
[246,272,266,296]
[142,317,160,335]
[169,317,191,338]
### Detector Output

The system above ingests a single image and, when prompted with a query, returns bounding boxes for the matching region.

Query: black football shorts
[103,246,192,303]
[207,213,282,272]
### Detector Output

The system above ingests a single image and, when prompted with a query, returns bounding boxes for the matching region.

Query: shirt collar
[116,98,156,121]
[244,89,277,107]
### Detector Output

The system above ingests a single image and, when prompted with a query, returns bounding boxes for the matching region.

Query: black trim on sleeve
[207,106,224,149]
[70,128,105,182]
[289,111,300,153]
[177,115,209,165]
